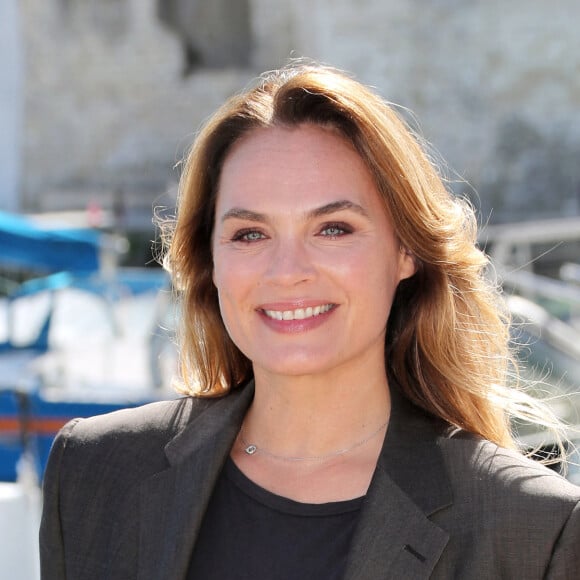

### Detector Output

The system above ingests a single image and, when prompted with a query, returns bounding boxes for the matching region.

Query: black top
[187,457,364,579]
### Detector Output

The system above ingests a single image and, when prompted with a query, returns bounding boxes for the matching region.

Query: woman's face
[212,124,415,380]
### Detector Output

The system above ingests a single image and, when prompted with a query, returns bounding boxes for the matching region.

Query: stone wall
[20,0,249,221]
[269,0,580,224]
[0,0,23,212]
[18,0,580,226]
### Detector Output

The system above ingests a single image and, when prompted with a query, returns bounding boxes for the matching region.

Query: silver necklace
[239,419,389,462]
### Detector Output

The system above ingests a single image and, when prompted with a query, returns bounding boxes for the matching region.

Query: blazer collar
[135,383,452,580]
[136,384,254,580]
[344,388,452,579]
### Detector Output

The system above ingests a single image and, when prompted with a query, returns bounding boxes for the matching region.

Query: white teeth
[264,304,333,321]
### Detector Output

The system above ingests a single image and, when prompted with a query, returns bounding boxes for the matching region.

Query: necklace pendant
[244,444,257,455]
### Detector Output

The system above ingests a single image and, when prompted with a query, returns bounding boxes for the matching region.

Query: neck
[243,363,391,459]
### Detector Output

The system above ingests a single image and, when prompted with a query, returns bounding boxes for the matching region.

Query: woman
[40,63,579,579]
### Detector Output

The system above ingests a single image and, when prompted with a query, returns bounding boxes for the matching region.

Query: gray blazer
[40,383,580,579]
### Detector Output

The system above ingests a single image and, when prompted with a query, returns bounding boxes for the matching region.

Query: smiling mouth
[262,304,335,321]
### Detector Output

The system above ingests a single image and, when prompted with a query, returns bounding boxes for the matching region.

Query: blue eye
[320,223,351,237]
[232,229,265,242]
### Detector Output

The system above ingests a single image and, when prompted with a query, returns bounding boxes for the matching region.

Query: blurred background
[1,1,579,577]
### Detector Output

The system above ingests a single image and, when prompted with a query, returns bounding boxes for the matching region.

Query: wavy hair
[162,62,561,451]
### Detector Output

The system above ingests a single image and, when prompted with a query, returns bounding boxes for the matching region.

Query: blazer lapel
[136,384,254,580]
[344,389,452,580]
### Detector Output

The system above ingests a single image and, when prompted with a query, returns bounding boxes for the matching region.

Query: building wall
[0,0,23,212]
[19,0,580,225]
[20,0,249,222]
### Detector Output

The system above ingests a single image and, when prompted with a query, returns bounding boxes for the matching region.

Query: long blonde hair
[163,62,561,451]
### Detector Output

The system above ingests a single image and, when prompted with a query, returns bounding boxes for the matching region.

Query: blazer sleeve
[544,499,580,579]
[39,419,81,580]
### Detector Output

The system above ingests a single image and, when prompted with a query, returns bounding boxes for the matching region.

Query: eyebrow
[311,200,370,219]
[220,200,370,223]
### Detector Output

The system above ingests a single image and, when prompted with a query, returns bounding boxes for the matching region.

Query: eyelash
[319,222,353,238]
[231,228,266,243]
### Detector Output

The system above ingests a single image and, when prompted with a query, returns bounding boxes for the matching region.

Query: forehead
[215,124,384,215]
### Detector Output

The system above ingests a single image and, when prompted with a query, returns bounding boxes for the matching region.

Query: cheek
[211,247,233,291]
[213,285,241,346]
[211,261,231,317]
[212,258,254,329]
[213,257,247,296]
[213,270,235,316]
[364,253,404,315]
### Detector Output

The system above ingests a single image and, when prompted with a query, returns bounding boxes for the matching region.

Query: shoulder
[439,430,579,502]
[437,430,580,545]
[430,432,580,575]
[47,395,220,482]
[387,388,580,514]
[40,395,229,578]
[47,382,255,475]
[54,396,210,448]
[55,393,220,451]
[58,396,212,444]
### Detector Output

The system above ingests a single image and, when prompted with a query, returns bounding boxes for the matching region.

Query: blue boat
[0,212,174,483]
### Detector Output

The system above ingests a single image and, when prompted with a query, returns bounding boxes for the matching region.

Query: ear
[398,246,418,282]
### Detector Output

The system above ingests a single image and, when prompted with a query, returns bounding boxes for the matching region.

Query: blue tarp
[10,269,168,299]
[0,211,101,272]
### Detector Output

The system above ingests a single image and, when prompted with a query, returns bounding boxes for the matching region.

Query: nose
[262,237,316,286]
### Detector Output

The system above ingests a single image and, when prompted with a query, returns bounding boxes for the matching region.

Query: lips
[261,304,335,321]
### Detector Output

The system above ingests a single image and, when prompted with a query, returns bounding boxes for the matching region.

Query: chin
[252,350,342,379]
